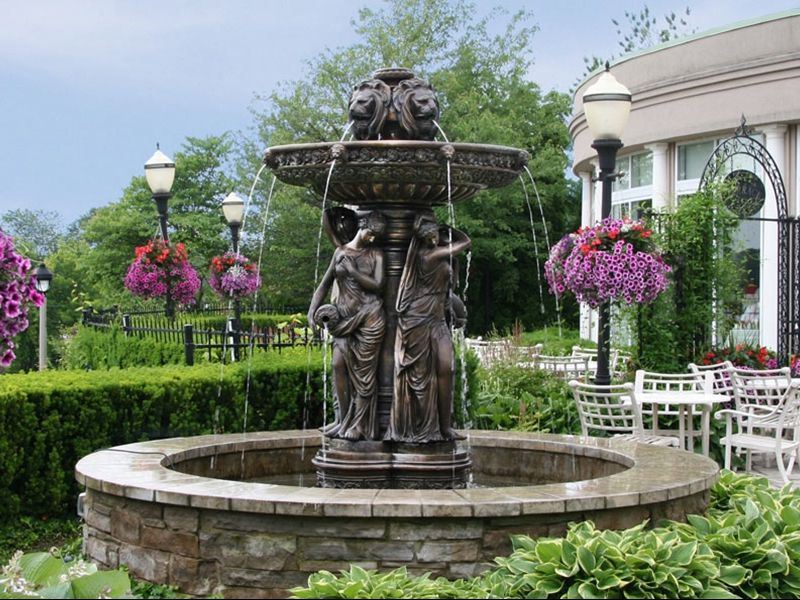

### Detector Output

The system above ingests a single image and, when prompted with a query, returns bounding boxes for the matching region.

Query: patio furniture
[715,379,800,484]
[634,369,727,455]
[568,380,678,447]
[688,360,735,397]
[534,354,591,380]
[464,338,542,368]
[572,345,626,379]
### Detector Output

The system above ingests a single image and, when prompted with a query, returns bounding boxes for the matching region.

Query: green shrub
[473,363,580,434]
[0,349,326,519]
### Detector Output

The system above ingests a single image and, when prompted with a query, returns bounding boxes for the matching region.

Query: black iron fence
[81,304,320,365]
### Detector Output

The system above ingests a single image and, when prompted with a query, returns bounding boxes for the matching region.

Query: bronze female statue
[308,210,387,441]
[385,215,471,443]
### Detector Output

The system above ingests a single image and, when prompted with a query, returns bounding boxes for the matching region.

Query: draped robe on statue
[327,246,385,440]
[385,235,453,442]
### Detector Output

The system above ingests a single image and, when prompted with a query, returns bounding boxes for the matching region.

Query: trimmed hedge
[0,348,325,519]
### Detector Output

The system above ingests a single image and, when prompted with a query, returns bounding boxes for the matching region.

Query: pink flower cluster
[209,253,261,299]
[545,218,671,308]
[124,239,200,306]
[0,231,44,367]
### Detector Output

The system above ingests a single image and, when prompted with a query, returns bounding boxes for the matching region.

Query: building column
[578,171,594,341]
[760,124,787,351]
[646,143,669,211]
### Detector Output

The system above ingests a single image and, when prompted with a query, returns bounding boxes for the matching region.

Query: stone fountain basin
[263,141,529,205]
[76,430,718,598]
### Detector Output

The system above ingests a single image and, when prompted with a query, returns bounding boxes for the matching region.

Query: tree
[247,0,577,334]
[578,5,694,86]
[0,209,64,259]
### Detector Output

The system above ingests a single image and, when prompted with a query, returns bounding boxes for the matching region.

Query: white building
[569,9,800,351]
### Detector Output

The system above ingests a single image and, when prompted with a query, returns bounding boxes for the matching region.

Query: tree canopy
[249,0,578,334]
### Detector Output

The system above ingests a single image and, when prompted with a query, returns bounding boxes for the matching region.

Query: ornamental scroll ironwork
[699,116,796,362]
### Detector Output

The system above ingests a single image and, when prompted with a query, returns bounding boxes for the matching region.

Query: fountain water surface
[76,67,718,598]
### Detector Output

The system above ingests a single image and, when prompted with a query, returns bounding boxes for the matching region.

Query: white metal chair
[534,355,590,381]
[730,366,793,411]
[568,380,678,447]
[688,360,735,398]
[715,379,800,483]
[572,345,623,380]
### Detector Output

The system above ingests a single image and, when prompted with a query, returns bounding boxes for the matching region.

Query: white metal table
[637,390,730,456]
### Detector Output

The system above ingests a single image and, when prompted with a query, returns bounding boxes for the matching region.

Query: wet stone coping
[75,430,719,518]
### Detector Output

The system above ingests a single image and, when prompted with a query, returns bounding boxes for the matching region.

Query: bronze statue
[348,79,392,140]
[308,209,387,440]
[393,78,440,141]
[385,215,471,443]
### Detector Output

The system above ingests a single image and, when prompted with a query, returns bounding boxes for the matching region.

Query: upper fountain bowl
[263,140,529,205]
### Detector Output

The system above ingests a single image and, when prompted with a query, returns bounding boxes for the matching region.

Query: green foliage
[60,326,185,370]
[292,472,800,599]
[0,548,131,599]
[473,363,580,434]
[0,517,81,565]
[249,0,577,335]
[635,185,743,370]
[0,349,325,519]
[518,326,585,356]
[292,565,481,599]
[0,209,64,259]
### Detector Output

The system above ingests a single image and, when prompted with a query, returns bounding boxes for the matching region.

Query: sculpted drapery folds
[308,209,387,441]
[385,215,471,443]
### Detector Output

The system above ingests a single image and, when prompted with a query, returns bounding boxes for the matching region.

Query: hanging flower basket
[545,217,671,308]
[0,231,44,367]
[209,252,261,299]
[124,239,200,306]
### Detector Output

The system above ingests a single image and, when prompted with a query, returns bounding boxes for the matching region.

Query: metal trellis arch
[699,116,796,361]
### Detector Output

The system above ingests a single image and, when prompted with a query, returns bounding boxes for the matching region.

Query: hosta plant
[0,548,130,598]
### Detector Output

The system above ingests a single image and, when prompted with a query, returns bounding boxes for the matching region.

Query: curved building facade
[569,9,800,350]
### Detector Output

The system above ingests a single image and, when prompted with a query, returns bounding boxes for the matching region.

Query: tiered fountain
[76,68,718,598]
[264,67,528,489]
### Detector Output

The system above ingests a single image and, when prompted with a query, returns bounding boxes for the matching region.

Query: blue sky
[1,0,798,225]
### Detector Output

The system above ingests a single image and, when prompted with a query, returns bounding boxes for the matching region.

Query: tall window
[676,135,764,201]
[611,151,652,219]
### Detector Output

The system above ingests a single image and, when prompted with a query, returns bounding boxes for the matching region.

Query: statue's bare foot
[341,429,362,441]
[442,428,466,441]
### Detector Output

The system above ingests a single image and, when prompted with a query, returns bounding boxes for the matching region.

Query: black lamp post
[144,146,176,316]
[34,263,53,372]
[222,192,246,360]
[582,64,632,385]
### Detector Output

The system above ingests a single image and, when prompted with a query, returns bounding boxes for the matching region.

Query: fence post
[82,308,91,326]
[227,316,237,362]
[122,314,132,337]
[183,324,195,366]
